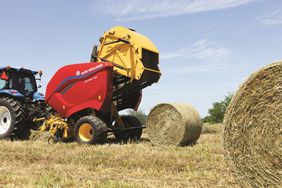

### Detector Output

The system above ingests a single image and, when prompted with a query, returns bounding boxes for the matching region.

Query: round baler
[38,26,161,144]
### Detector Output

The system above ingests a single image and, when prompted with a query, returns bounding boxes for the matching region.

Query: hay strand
[223,61,282,187]
[146,103,202,146]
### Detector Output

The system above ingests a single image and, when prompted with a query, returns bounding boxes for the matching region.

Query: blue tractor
[0,66,45,139]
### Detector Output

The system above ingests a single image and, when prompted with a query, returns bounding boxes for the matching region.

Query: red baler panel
[46,62,113,117]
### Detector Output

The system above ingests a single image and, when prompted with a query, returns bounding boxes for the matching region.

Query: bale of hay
[146,103,202,146]
[223,61,282,187]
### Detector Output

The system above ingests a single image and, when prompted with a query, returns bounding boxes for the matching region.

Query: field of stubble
[0,124,238,188]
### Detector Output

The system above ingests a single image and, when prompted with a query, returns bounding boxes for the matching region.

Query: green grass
[0,124,238,188]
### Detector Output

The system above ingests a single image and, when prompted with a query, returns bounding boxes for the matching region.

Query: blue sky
[0,0,281,116]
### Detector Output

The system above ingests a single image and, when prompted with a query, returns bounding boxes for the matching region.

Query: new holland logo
[76,71,81,76]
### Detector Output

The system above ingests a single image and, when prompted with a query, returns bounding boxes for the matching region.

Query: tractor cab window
[8,73,37,96]
[0,71,8,89]
[0,79,7,89]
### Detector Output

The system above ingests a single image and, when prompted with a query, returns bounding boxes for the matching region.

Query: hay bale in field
[223,61,282,187]
[146,103,202,146]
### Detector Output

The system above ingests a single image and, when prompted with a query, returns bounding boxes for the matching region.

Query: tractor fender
[0,89,25,98]
[33,92,45,101]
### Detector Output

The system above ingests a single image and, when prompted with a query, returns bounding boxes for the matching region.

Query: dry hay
[223,61,282,187]
[146,103,202,146]
[201,123,223,134]
[29,130,50,141]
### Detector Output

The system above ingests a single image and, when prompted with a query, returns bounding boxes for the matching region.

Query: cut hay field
[0,124,238,188]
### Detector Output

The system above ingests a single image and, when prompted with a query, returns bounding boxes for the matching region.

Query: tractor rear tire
[0,97,27,140]
[114,116,142,142]
[75,116,108,144]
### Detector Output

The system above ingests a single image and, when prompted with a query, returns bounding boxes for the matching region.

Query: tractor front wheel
[75,116,107,144]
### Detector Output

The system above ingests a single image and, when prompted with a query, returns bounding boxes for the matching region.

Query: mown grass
[0,124,237,188]
[201,123,223,134]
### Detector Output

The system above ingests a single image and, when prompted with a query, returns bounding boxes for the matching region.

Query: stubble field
[0,124,238,188]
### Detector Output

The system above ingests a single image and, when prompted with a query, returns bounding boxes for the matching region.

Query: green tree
[127,109,147,125]
[203,94,233,124]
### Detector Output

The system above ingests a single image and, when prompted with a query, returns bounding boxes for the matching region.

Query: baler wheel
[48,136,58,144]
[114,116,142,142]
[75,116,107,144]
[0,97,27,139]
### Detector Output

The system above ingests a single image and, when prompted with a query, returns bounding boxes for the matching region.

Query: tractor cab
[0,67,44,139]
[0,67,42,99]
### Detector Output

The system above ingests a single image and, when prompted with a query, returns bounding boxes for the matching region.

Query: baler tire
[129,116,142,141]
[48,136,58,144]
[114,116,142,142]
[75,116,108,144]
[0,97,26,139]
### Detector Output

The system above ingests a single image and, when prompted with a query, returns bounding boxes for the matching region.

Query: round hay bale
[146,103,202,146]
[223,61,282,187]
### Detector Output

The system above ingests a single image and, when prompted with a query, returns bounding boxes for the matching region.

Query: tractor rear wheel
[114,116,142,142]
[0,97,28,139]
[75,116,108,144]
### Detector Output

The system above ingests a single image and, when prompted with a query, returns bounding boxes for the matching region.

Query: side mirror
[36,71,43,81]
